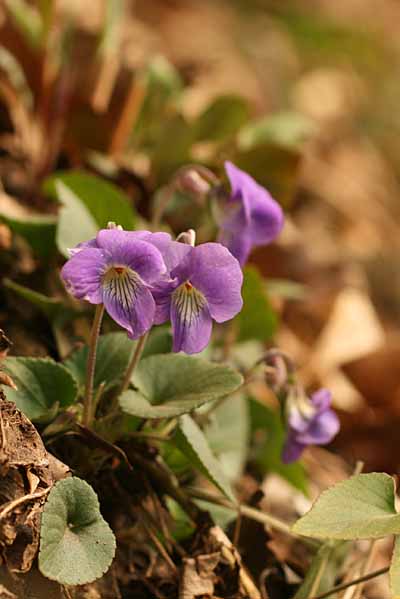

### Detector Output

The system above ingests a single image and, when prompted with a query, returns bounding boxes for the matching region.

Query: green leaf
[204,394,249,481]
[175,414,235,502]
[166,498,195,541]
[390,536,400,598]
[44,171,136,255]
[119,354,243,419]
[249,399,307,494]
[48,171,136,229]
[1,357,78,421]
[237,266,278,342]
[233,143,300,209]
[64,332,134,394]
[54,180,98,257]
[132,56,183,149]
[193,95,250,142]
[64,329,171,394]
[238,111,315,151]
[39,477,116,585]
[3,278,65,320]
[142,326,172,356]
[151,115,193,182]
[0,193,56,257]
[293,473,400,540]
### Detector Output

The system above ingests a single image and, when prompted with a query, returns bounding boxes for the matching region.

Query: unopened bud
[260,349,295,394]
[176,229,196,246]
[107,222,123,230]
[177,169,211,198]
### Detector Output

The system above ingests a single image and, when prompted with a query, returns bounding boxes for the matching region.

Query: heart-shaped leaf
[64,332,135,394]
[44,171,136,256]
[1,357,78,421]
[64,329,172,394]
[119,354,243,419]
[293,473,400,540]
[46,170,136,228]
[54,180,98,257]
[175,414,235,502]
[39,477,116,585]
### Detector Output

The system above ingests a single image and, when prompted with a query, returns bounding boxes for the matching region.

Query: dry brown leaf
[306,287,384,377]
[209,527,261,599]
[0,374,16,390]
[180,555,217,599]
[342,335,400,411]
[0,332,11,361]
[0,394,69,574]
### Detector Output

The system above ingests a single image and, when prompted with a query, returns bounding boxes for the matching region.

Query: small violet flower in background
[218,161,284,266]
[282,388,340,463]
[152,241,243,354]
[61,228,166,339]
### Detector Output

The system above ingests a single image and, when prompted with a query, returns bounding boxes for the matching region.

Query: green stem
[119,332,148,394]
[309,550,330,597]
[310,566,389,599]
[83,304,104,427]
[187,487,296,538]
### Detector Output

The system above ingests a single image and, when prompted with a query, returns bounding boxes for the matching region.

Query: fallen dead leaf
[180,554,217,599]
[0,393,70,573]
[308,287,385,375]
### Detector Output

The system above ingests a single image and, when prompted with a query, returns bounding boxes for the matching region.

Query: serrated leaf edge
[292,472,398,540]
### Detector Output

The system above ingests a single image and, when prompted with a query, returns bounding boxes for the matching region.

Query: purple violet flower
[217,161,284,266]
[61,228,166,339]
[282,388,340,463]
[152,242,243,354]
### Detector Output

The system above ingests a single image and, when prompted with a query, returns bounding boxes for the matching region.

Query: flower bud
[176,229,196,246]
[282,386,340,463]
[260,349,294,394]
[175,168,212,199]
[107,222,123,230]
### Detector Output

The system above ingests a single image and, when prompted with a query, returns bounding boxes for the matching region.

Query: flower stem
[83,304,104,427]
[120,332,148,394]
[186,487,295,538]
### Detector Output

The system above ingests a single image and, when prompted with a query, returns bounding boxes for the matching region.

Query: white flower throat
[172,281,206,323]
[102,266,141,309]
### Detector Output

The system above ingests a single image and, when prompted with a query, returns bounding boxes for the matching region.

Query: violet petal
[61,248,107,303]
